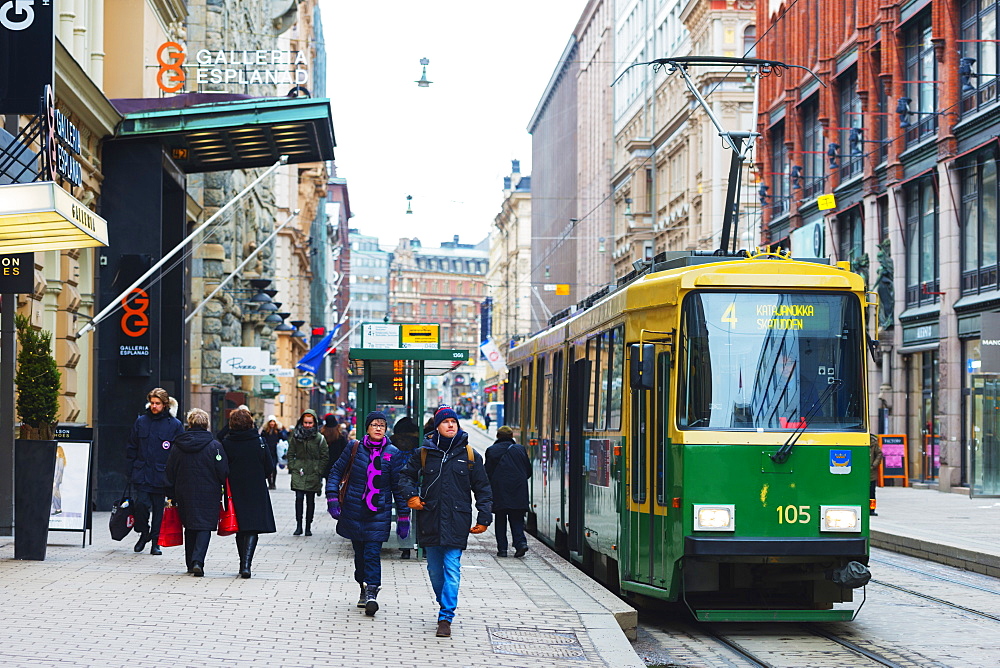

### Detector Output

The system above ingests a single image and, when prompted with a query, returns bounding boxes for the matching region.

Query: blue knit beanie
[433,405,459,429]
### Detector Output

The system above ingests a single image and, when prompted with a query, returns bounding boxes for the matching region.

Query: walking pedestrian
[485,425,531,558]
[287,409,328,536]
[125,387,183,555]
[322,414,348,477]
[326,411,410,616]
[484,412,491,430]
[870,434,884,516]
[390,416,421,559]
[402,406,492,638]
[165,408,228,576]
[261,416,287,489]
[221,408,276,578]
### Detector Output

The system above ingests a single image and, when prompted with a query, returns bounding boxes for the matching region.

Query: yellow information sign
[401,324,440,349]
[555,284,571,296]
[817,193,837,210]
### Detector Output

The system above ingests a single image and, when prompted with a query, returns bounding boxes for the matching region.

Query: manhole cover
[487,627,587,660]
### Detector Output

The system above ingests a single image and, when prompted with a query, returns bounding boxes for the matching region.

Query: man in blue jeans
[402,406,492,638]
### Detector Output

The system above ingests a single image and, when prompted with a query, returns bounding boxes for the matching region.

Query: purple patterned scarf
[363,435,390,514]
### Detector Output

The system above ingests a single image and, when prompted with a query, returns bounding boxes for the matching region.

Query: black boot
[364,584,380,617]
[241,534,258,579]
[304,521,312,537]
[150,542,162,556]
[357,584,367,608]
[293,520,303,536]
[134,530,150,553]
[235,534,247,577]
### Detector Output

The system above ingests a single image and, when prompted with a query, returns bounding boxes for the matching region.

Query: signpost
[878,434,908,487]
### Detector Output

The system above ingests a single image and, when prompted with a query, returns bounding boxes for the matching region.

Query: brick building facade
[756,0,1000,494]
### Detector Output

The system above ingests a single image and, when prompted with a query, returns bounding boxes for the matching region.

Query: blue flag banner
[295,326,338,373]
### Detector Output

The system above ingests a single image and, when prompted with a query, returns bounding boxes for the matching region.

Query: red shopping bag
[159,503,183,547]
[218,479,239,536]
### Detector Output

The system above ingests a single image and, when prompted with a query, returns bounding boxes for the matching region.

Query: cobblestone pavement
[0,459,641,667]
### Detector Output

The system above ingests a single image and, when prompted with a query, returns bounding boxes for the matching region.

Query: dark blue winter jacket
[126,408,184,493]
[326,437,410,543]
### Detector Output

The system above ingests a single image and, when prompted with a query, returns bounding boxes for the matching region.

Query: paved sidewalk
[0,482,642,668]
[871,485,1000,578]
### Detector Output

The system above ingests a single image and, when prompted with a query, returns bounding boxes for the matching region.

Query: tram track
[869,579,1000,623]
[702,623,913,668]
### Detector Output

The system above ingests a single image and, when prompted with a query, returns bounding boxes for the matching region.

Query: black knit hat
[364,411,389,430]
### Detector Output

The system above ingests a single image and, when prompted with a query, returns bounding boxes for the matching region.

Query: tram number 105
[776,505,812,524]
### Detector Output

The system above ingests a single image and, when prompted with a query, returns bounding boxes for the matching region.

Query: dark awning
[113,94,335,173]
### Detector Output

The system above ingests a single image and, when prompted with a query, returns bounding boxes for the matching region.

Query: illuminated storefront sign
[155,42,310,93]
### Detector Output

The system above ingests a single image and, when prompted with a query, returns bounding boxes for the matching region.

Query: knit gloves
[327,497,341,519]
[396,516,410,539]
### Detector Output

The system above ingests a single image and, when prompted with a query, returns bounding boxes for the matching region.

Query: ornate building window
[960,0,1000,114]
[838,206,865,280]
[801,96,825,200]
[838,67,862,180]
[769,120,788,217]
[905,176,939,306]
[903,13,936,145]
[960,150,999,293]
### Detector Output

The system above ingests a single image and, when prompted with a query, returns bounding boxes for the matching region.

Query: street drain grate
[487,627,587,660]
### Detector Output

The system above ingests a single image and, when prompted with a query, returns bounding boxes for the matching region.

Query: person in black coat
[166,408,228,577]
[261,415,288,489]
[401,406,492,638]
[326,411,410,616]
[321,414,347,478]
[125,387,184,555]
[485,426,532,558]
[222,408,276,579]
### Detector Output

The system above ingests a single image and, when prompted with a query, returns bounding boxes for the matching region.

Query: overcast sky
[322,1,588,249]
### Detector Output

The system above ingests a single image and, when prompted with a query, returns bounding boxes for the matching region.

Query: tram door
[567,358,588,554]
[627,346,654,585]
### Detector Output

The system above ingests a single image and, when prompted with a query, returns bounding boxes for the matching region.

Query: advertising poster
[48,441,91,531]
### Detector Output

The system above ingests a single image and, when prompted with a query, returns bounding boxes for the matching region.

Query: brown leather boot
[436,619,451,638]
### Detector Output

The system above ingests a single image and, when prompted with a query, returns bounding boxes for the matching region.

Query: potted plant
[13,313,61,560]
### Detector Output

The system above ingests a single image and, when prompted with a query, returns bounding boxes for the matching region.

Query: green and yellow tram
[507,250,874,621]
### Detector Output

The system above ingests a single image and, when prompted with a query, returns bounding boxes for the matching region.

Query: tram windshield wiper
[771,379,842,464]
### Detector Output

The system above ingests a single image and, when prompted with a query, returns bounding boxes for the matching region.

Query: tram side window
[596,332,610,430]
[609,325,624,430]
[508,364,522,427]
[587,336,600,429]
[523,361,533,432]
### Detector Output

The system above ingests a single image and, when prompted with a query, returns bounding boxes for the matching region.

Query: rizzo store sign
[156,42,309,93]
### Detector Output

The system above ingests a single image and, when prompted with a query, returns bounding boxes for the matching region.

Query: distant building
[348,228,391,348]
[485,161,533,401]
[389,236,489,408]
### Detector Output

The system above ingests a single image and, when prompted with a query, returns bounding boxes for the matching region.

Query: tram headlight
[820,505,862,532]
[693,504,735,531]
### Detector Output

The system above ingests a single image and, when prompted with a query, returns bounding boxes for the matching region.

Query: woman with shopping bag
[221,408,276,578]
[166,408,228,576]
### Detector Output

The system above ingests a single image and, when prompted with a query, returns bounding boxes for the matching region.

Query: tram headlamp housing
[693,504,735,531]
[820,505,862,532]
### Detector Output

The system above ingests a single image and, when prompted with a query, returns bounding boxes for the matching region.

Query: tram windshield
[677,291,865,431]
